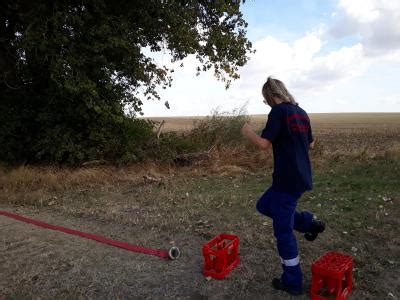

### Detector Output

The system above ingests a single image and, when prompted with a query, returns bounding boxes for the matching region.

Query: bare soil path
[1,205,209,299]
[2,203,395,299]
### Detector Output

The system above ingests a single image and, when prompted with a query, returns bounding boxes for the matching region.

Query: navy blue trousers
[256,187,313,291]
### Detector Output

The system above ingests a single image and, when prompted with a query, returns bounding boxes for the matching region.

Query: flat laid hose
[0,210,180,260]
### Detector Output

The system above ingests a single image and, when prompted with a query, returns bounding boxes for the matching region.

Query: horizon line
[141,111,400,118]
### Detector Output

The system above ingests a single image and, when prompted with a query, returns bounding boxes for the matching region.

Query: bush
[106,118,156,164]
[0,109,157,165]
[0,104,251,165]
[146,132,198,162]
[135,108,251,164]
[189,107,249,150]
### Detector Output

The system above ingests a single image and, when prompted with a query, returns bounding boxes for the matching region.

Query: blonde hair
[262,77,298,106]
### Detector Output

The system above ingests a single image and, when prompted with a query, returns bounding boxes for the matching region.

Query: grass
[1,113,400,298]
[302,159,400,295]
[135,158,400,297]
[2,158,398,298]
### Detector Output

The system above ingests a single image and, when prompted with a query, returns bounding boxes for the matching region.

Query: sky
[141,0,400,116]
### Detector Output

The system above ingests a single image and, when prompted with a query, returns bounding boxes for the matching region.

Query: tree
[0,0,253,164]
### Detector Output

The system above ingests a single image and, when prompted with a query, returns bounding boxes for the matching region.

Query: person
[241,77,325,295]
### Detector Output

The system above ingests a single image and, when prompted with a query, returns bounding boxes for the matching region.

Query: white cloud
[331,0,400,56]
[143,32,378,115]
[381,95,400,105]
[235,33,369,99]
[339,0,381,23]
[290,43,367,92]
[233,0,400,102]
[141,0,400,116]
[235,33,322,89]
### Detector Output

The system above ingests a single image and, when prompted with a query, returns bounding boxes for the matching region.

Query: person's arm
[241,122,271,150]
[308,126,315,149]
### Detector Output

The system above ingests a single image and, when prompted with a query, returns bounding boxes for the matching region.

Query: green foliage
[106,118,156,164]
[0,0,252,164]
[150,132,198,162]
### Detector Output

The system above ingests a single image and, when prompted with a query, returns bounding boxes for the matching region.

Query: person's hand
[241,122,252,137]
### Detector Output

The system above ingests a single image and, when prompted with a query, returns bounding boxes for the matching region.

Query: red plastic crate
[311,251,353,300]
[202,233,240,279]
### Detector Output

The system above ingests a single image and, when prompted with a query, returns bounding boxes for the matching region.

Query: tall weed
[189,107,250,150]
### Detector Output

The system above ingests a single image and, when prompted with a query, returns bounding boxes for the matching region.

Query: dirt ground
[1,204,307,299]
[1,160,399,299]
[0,205,356,299]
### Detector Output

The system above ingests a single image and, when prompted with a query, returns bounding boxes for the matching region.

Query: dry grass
[1,113,399,206]
[0,167,125,192]
[0,163,171,206]
[0,161,176,193]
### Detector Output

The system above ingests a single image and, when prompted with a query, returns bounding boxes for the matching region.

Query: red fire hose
[0,210,180,260]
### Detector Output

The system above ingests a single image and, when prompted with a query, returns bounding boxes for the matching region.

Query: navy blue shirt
[261,103,313,193]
